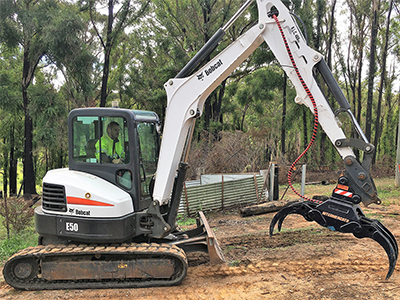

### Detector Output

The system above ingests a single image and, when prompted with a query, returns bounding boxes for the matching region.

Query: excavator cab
[68,108,160,212]
[34,108,166,245]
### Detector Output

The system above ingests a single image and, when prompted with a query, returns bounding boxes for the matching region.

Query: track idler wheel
[7,257,39,282]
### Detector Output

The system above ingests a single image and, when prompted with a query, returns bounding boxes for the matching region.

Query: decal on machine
[69,208,91,216]
[66,196,114,206]
[65,222,79,232]
[197,59,223,81]
[290,26,301,44]
[322,211,349,223]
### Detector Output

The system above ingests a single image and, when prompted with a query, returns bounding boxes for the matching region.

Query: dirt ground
[1,195,400,299]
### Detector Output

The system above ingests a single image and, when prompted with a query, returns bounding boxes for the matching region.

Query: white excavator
[3,0,398,290]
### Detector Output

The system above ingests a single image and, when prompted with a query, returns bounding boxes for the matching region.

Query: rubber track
[3,242,188,290]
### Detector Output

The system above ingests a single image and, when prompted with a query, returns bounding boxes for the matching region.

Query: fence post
[254,175,260,204]
[269,163,275,201]
[221,175,224,211]
[301,164,306,196]
[183,182,191,216]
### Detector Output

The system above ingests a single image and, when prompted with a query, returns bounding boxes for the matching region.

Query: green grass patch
[0,230,38,262]
[176,215,197,226]
[228,260,241,267]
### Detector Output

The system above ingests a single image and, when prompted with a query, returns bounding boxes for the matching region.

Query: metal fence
[179,175,266,216]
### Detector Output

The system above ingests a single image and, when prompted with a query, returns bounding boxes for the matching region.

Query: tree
[0,0,93,196]
[373,0,393,163]
[343,0,370,154]
[0,46,24,197]
[82,0,150,107]
[365,0,380,142]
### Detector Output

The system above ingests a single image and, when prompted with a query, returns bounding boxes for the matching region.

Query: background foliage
[0,0,399,197]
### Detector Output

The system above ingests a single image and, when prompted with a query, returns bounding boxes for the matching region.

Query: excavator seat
[85,139,98,163]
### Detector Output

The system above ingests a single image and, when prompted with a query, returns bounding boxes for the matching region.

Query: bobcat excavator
[3,0,398,290]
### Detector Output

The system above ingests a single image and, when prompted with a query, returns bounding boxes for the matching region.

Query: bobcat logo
[197,72,205,81]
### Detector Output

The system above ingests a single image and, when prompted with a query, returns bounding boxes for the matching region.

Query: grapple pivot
[269,183,398,279]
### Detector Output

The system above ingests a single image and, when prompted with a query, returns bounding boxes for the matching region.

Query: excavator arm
[152,0,358,205]
[152,0,397,278]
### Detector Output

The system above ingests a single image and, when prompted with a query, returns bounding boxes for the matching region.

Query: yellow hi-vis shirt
[95,134,124,163]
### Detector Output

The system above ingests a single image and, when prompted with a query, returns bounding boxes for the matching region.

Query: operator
[95,121,125,164]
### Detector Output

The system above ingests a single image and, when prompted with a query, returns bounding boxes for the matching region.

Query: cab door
[136,122,160,209]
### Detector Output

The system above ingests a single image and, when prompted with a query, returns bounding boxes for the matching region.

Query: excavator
[3,0,398,290]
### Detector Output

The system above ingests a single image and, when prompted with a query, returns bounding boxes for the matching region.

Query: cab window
[72,116,129,164]
[137,122,159,198]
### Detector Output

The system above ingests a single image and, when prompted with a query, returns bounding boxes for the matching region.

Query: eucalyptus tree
[147,0,265,132]
[373,0,394,163]
[0,0,93,196]
[0,47,24,197]
[80,0,150,107]
[344,0,371,129]
[365,0,380,143]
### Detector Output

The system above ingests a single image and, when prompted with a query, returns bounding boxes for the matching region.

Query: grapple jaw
[269,188,398,279]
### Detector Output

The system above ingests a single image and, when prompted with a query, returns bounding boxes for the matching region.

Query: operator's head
[107,121,120,140]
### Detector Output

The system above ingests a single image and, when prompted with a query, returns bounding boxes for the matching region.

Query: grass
[0,210,38,264]
[0,229,38,262]
[176,215,197,226]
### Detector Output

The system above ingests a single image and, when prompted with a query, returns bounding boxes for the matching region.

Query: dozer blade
[269,199,398,279]
[169,211,226,264]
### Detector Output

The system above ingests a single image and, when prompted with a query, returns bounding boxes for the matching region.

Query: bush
[0,197,35,236]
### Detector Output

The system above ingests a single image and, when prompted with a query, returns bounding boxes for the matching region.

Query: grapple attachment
[269,186,398,279]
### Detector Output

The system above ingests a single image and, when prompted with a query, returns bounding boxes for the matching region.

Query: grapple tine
[372,230,397,279]
[277,216,285,232]
[370,225,397,279]
[342,216,398,279]
[269,207,288,236]
[269,202,315,236]
[374,220,398,260]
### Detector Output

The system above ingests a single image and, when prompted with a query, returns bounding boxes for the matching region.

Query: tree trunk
[239,200,298,217]
[327,0,337,68]
[3,138,9,199]
[23,88,37,196]
[365,0,379,142]
[213,80,227,124]
[373,0,392,163]
[9,127,17,196]
[314,0,324,51]
[21,39,40,197]
[204,96,211,131]
[100,0,115,107]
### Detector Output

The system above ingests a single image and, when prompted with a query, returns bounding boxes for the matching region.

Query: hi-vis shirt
[95,134,125,162]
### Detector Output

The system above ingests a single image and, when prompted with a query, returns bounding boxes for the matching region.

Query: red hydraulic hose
[272,15,322,204]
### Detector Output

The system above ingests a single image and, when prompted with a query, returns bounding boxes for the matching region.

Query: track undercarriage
[3,212,225,290]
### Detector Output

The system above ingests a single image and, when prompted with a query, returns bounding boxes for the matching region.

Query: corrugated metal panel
[200,174,257,184]
[179,175,266,216]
